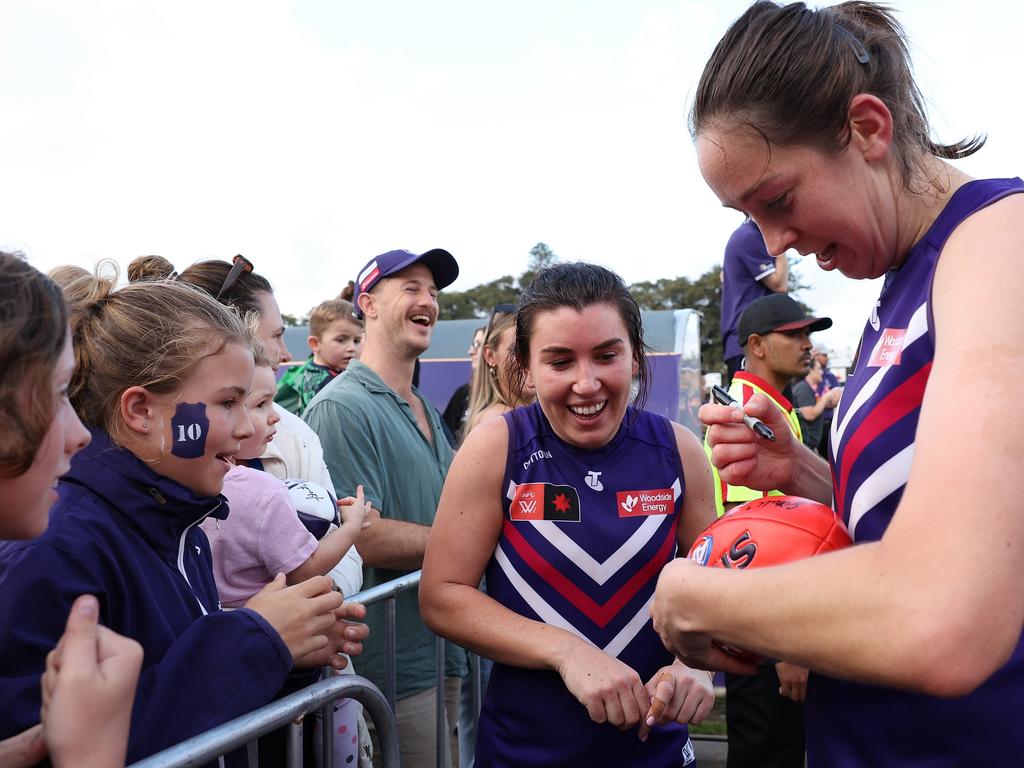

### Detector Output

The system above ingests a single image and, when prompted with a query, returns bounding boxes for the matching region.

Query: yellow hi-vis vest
[703,370,802,517]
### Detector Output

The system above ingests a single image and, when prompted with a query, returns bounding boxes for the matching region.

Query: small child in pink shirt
[202,357,370,766]
[203,363,369,606]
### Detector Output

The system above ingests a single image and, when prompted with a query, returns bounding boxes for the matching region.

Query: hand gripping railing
[129,674,398,768]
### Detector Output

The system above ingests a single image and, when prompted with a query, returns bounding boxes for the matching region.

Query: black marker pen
[711,385,776,441]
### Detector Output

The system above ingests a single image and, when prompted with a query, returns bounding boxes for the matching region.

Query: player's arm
[420,417,651,727]
[422,417,600,668]
[655,194,1024,696]
[672,423,718,552]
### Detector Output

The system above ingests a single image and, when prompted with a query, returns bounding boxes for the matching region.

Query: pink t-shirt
[202,465,317,608]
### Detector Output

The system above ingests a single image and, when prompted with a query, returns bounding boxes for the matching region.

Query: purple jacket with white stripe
[0,428,295,764]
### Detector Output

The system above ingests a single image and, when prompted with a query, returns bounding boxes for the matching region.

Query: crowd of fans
[2,2,1022,767]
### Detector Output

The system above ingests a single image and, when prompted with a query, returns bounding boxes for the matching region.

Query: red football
[687,495,853,662]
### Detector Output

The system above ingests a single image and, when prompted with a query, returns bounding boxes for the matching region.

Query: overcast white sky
[1,1,1019,361]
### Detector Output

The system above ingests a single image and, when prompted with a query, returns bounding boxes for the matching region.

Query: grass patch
[689,692,727,736]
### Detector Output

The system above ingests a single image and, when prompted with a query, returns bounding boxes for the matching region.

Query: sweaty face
[526,303,638,451]
[0,333,91,539]
[365,263,439,359]
[147,341,256,497]
[313,318,363,372]
[236,365,281,461]
[696,122,897,280]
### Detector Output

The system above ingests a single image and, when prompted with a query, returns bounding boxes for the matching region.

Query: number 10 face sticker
[170,402,211,459]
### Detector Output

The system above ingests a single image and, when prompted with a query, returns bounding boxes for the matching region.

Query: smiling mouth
[816,244,837,268]
[568,401,607,419]
[410,314,432,327]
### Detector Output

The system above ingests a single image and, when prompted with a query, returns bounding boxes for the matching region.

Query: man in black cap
[705,293,832,768]
[304,248,466,768]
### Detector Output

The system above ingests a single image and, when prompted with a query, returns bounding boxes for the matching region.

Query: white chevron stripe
[529,516,668,585]
[604,594,655,658]
[847,444,915,539]
[495,544,585,641]
[495,543,655,657]
[835,301,929,448]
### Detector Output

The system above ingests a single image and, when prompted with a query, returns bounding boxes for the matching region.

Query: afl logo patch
[689,535,713,566]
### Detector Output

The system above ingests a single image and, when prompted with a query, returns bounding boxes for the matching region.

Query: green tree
[629,267,726,376]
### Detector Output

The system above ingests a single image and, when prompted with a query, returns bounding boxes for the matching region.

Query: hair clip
[834,24,870,65]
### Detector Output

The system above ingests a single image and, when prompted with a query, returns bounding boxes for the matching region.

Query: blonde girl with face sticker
[201,346,371,768]
[650,3,1024,766]
[0,265,369,764]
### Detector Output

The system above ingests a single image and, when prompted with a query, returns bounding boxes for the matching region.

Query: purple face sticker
[170,402,210,459]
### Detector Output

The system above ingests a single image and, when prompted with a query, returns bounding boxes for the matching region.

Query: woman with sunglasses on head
[421,263,718,767]
[462,305,536,439]
[0,253,142,768]
[650,3,1024,766]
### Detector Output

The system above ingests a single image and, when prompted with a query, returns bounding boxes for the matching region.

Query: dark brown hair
[511,262,650,409]
[690,1,983,190]
[177,259,274,316]
[0,252,69,477]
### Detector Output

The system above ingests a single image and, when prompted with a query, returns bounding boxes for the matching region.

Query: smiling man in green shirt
[305,248,466,768]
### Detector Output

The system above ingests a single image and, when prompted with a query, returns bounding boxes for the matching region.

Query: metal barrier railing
[129,674,398,768]
[346,570,484,768]
[129,570,478,768]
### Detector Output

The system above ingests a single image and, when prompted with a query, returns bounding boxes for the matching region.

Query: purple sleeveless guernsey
[808,177,1024,767]
[476,402,696,767]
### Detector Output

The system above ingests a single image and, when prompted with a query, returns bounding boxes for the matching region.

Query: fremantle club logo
[170,402,210,459]
[689,535,713,566]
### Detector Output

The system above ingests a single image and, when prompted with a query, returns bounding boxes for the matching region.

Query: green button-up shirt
[304,360,466,697]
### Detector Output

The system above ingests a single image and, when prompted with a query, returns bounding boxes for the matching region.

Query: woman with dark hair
[651,2,1024,766]
[420,263,717,766]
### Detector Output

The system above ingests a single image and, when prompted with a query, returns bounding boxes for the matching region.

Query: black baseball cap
[737,294,832,347]
[352,248,459,318]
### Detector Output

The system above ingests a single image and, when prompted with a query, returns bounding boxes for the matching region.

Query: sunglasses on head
[216,254,254,300]
[484,303,517,340]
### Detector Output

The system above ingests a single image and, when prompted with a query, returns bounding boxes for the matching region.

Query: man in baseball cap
[352,248,459,319]
[710,291,832,764]
[304,246,467,767]
[737,293,832,348]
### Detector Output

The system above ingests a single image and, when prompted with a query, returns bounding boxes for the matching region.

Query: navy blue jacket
[0,429,295,763]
